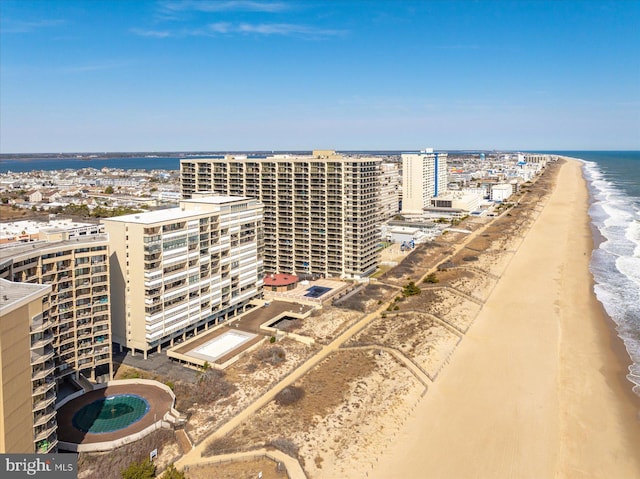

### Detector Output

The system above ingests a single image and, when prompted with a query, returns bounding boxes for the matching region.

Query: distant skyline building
[379,162,401,219]
[180,150,381,279]
[401,149,448,215]
[102,196,263,358]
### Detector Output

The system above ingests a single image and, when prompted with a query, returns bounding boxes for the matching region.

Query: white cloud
[1,19,65,33]
[231,22,344,36]
[130,28,173,38]
[161,0,289,13]
[131,22,345,38]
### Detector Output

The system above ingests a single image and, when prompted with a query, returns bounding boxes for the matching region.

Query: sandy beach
[371,158,640,479]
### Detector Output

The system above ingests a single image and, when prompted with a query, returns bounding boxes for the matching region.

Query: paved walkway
[182,448,306,479]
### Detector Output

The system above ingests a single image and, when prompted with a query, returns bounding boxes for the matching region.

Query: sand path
[371,159,640,479]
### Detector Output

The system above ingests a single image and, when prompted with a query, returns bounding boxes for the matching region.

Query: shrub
[424,273,439,284]
[255,346,286,365]
[275,386,305,406]
[203,437,240,457]
[402,281,421,296]
[121,459,155,479]
[174,369,236,406]
[270,336,276,343]
[163,464,186,479]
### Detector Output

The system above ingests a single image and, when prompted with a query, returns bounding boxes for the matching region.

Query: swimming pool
[189,330,256,362]
[304,286,332,298]
[72,394,150,434]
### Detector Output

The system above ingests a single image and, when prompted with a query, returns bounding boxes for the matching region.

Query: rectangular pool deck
[187,330,257,363]
[167,300,315,368]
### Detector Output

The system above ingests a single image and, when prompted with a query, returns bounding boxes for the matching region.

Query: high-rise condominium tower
[180,150,381,279]
[0,280,56,454]
[102,196,263,358]
[0,233,113,383]
[401,149,448,215]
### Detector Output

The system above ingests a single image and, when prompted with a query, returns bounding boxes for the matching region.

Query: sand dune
[371,159,640,479]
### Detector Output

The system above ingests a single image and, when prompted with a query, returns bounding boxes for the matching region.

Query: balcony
[30,345,55,365]
[94,354,110,364]
[35,434,57,454]
[93,296,109,306]
[77,328,92,339]
[33,407,56,428]
[30,317,53,334]
[32,378,55,396]
[33,420,57,443]
[32,391,56,412]
[32,361,55,381]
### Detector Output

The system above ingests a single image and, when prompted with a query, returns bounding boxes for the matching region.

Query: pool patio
[167,300,315,369]
[264,278,348,304]
[56,382,175,451]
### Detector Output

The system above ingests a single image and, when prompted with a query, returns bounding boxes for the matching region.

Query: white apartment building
[0,219,103,245]
[180,150,380,279]
[379,162,401,219]
[102,196,263,358]
[490,184,513,202]
[429,191,482,214]
[401,149,448,215]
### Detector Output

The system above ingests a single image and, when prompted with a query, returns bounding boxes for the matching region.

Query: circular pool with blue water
[72,394,150,434]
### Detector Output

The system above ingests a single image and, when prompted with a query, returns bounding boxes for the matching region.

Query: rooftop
[264,273,299,287]
[102,196,250,224]
[0,218,97,238]
[0,278,51,315]
[0,233,110,261]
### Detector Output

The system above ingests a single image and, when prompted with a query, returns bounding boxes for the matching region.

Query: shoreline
[371,158,640,478]
[572,156,638,403]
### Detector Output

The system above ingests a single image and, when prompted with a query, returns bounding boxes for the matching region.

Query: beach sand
[371,159,640,479]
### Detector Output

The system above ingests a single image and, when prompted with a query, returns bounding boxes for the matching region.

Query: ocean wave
[582,159,640,396]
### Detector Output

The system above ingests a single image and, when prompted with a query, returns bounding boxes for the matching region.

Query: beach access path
[371,158,640,479]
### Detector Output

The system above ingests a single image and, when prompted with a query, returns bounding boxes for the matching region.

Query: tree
[105,185,114,194]
[163,464,186,479]
[120,459,155,479]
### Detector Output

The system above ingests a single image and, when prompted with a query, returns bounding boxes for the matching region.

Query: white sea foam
[582,159,640,396]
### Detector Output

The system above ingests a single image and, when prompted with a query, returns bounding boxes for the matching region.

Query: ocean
[547,151,640,396]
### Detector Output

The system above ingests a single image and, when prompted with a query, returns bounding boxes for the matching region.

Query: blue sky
[1,0,639,152]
